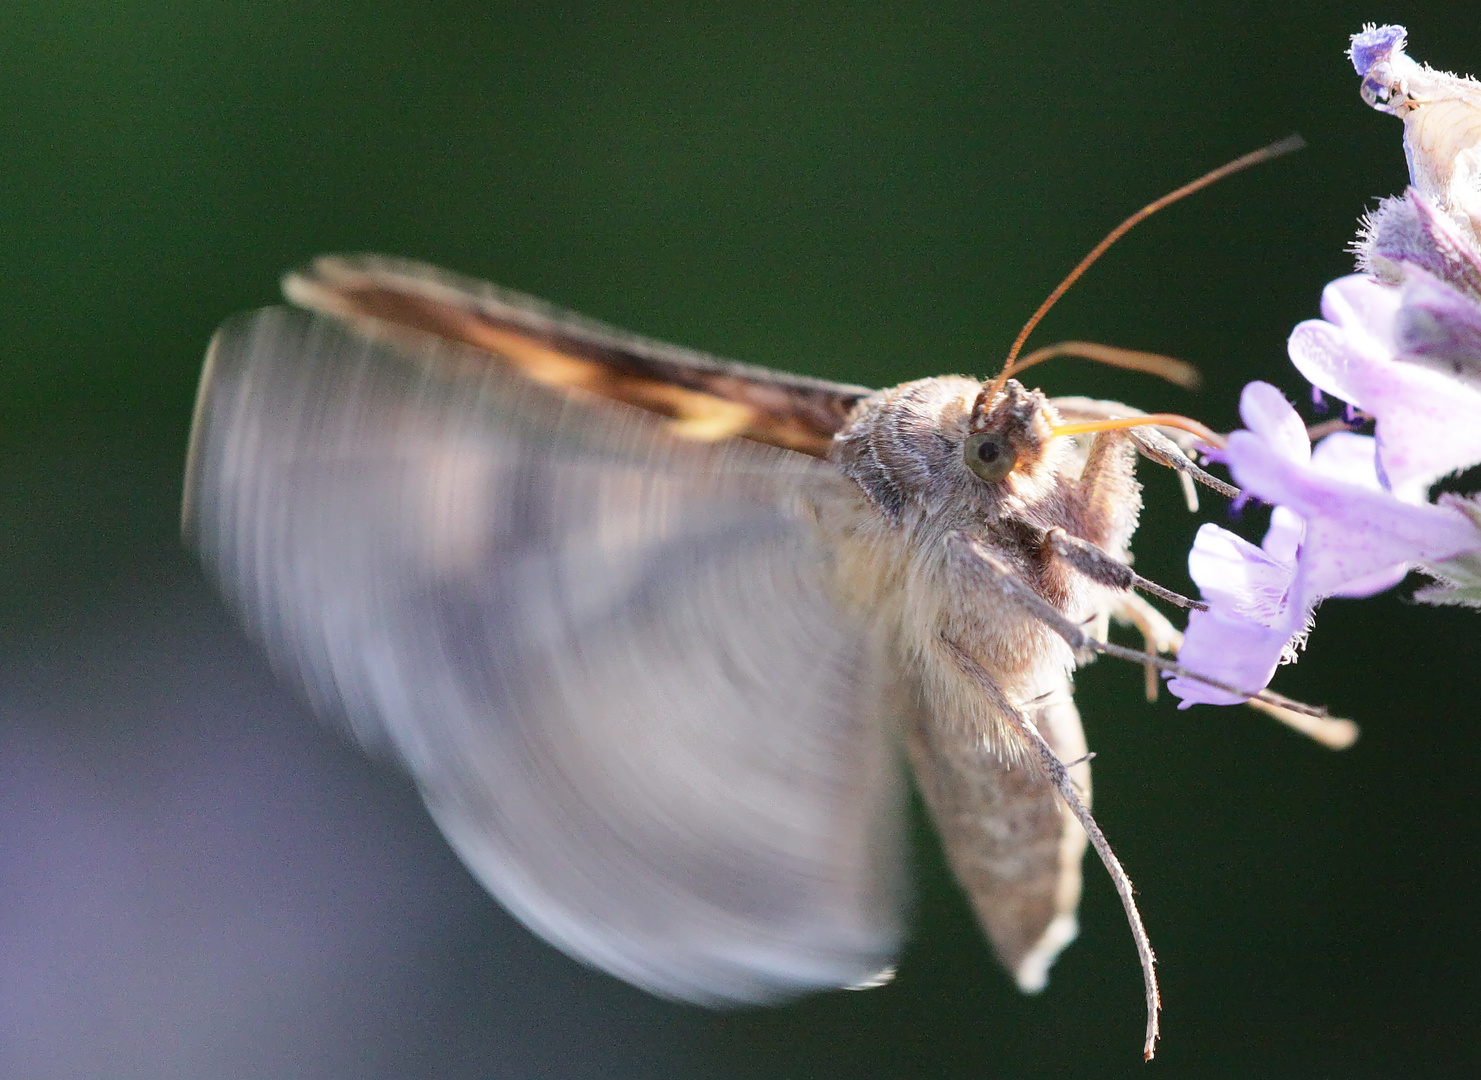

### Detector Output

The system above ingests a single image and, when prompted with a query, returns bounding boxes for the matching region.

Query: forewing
[284,254,874,457]
[183,307,907,1004]
[905,669,1089,994]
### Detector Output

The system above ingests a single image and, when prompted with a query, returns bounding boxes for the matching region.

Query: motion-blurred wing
[183,306,906,1004]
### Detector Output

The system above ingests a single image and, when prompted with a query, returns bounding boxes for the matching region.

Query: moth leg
[1126,427,1236,502]
[1109,594,1360,749]
[1042,527,1205,612]
[1071,426,1142,553]
[938,634,1160,1061]
[1045,424,1207,615]
[1108,592,1183,702]
[946,532,1333,718]
[1044,468,1355,743]
[1241,690,1361,749]
[1110,592,1183,653]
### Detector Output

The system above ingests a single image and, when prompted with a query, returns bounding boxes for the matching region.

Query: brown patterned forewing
[283,254,872,457]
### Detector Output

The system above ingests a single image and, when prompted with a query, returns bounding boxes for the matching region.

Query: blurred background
[3,2,1478,1077]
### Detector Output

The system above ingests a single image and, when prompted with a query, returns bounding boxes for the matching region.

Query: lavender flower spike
[1168,383,1481,707]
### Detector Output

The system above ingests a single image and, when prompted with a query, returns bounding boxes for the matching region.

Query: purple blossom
[1166,384,1315,707]
[1356,188,1481,299]
[1167,383,1481,707]
[1167,527,1302,708]
[1348,24,1413,113]
[1225,413,1481,600]
[1346,24,1481,246]
[1392,263,1481,389]
[1287,274,1481,502]
[1168,25,1481,707]
[1349,25,1407,74]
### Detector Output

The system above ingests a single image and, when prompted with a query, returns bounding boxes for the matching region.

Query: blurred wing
[906,668,1089,993]
[183,306,907,1004]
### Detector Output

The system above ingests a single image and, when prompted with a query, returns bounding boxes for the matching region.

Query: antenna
[984,134,1306,406]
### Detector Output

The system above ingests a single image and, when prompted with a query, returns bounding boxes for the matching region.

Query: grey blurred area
[0,449,719,1080]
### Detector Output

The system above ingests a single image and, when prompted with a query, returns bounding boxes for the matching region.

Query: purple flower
[1169,26,1481,708]
[1348,24,1414,112]
[1226,412,1481,600]
[1356,188,1481,299]
[1346,24,1481,247]
[1287,274,1481,502]
[1168,383,1481,707]
[1167,526,1303,707]
[1392,264,1481,390]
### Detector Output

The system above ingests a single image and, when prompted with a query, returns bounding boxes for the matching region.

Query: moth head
[831,376,1075,523]
[960,378,1068,501]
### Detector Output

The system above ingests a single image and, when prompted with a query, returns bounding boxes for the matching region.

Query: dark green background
[3,3,1479,1078]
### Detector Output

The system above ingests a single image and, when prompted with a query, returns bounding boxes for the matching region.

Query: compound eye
[963,431,1017,482]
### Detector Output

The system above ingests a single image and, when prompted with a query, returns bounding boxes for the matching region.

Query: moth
[183,139,1334,1060]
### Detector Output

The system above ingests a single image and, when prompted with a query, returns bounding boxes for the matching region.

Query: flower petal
[1288,274,1481,499]
[1369,380,1481,502]
[1305,432,1412,595]
[1309,430,1382,488]
[1287,277,1402,409]
[1349,24,1407,78]
[1171,519,1304,708]
[1394,268,1481,390]
[1238,382,1309,464]
[1187,522,1293,622]
[1318,275,1404,362]
[1226,429,1481,602]
[1166,607,1293,707]
[1331,565,1411,599]
[1262,506,1304,564]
